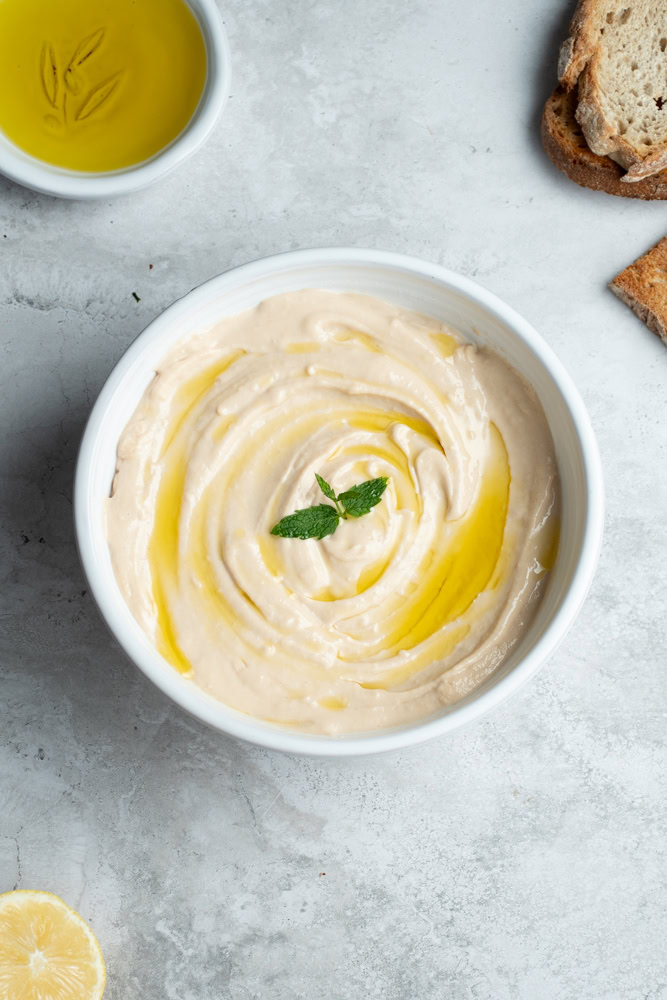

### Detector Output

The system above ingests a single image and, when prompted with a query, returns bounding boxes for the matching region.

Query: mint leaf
[271,504,340,539]
[315,473,337,503]
[270,474,390,540]
[338,477,388,518]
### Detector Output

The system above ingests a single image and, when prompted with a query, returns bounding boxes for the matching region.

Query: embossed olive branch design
[40,44,59,109]
[75,74,122,121]
[65,28,105,95]
[40,29,123,127]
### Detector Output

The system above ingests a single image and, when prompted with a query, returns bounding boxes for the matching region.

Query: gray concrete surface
[1,0,666,997]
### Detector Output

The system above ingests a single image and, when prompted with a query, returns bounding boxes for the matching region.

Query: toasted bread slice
[610,237,667,344]
[558,0,667,182]
[542,87,667,199]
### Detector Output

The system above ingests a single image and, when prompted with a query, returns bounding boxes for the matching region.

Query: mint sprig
[271,473,389,540]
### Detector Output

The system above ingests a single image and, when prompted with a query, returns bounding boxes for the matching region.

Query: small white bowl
[0,0,230,199]
[74,248,604,756]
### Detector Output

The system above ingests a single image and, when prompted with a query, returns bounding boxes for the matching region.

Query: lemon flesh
[0,890,105,1000]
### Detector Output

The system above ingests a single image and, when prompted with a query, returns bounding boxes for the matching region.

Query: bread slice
[542,87,667,198]
[610,237,667,344]
[558,0,667,182]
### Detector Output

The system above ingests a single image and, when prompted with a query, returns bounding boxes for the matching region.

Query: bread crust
[558,0,605,89]
[558,0,667,181]
[623,148,667,183]
[541,87,667,200]
[609,237,667,344]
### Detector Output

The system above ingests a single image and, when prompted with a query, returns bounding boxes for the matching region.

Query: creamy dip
[106,290,560,735]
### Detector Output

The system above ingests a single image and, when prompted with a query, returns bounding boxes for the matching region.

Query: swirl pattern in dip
[106,291,560,734]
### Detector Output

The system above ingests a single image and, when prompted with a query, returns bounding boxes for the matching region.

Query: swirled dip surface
[106,291,560,734]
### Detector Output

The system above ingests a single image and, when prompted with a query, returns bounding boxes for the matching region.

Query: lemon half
[0,890,106,1000]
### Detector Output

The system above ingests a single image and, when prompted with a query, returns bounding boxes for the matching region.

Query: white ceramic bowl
[74,248,604,756]
[0,0,230,199]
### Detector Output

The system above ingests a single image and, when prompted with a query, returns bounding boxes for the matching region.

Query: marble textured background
[1,0,666,997]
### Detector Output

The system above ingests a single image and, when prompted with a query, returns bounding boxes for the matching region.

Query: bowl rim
[0,0,231,199]
[74,247,605,756]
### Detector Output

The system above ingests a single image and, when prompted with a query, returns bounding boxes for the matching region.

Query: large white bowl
[0,0,230,199]
[74,248,604,756]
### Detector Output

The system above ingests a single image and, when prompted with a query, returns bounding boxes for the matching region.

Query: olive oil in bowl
[0,0,207,172]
